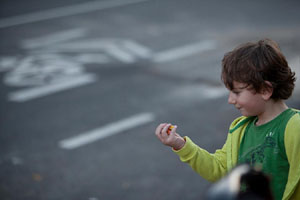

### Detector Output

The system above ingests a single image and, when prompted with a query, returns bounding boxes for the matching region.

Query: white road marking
[106,45,136,63]
[0,56,18,72]
[2,36,218,102]
[59,112,155,150]
[0,0,149,29]
[11,157,23,165]
[22,28,87,49]
[28,39,149,63]
[8,74,97,102]
[201,85,228,99]
[121,40,152,59]
[153,40,216,63]
[75,54,110,64]
[174,84,227,101]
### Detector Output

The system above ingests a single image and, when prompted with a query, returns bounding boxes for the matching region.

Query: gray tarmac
[0,0,300,199]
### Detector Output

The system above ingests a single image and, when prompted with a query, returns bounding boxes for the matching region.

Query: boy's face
[227,81,266,117]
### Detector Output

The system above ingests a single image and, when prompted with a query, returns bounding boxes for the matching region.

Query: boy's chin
[239,110,255,117]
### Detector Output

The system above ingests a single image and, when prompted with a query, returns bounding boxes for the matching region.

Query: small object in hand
[167,125,174,135]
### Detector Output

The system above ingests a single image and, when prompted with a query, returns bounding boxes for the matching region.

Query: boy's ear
[262,81,273,100]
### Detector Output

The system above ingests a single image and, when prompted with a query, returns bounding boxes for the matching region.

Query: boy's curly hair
[221,38,296,100]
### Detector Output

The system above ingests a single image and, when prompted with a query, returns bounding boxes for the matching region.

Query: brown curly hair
[221,38,296,100]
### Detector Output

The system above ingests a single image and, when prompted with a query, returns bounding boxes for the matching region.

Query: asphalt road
[0,0,300,200]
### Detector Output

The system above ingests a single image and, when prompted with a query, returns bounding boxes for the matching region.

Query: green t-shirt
[238,108,296,200]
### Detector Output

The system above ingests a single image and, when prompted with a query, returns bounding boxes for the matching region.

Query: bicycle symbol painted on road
[0,29,152,102]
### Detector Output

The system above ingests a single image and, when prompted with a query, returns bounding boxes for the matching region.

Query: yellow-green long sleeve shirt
[174,110,300,200]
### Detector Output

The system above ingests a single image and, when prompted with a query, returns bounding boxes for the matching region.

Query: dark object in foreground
[206,164,273,200]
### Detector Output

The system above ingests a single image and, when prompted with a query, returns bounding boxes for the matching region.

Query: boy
[155,39,300,200]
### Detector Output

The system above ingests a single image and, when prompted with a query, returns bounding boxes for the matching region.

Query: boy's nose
[228,92,236,104]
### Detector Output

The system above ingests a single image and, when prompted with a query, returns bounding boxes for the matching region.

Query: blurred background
[0,0,299,199]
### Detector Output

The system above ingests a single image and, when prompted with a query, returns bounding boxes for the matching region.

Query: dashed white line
[0,0,149,29]
[8,74,97,102]
[59,112,155,150]
[153,40,216,63]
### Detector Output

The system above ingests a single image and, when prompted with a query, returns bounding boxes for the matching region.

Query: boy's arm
[173,136,228,182]
[283,113,300,200]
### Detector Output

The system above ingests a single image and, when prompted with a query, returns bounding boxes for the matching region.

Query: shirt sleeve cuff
[172,136,196,157]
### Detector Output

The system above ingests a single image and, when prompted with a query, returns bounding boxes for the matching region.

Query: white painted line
[153,40,216,63]
[0,56,18,72]
[0,0,149,29]
[22,28,87,49]
[28,40,109,53]
[8,74,97,102]
[28,39,142,63]
[174,84,227,101]
[201,85,227,99]
[106,45,136,63]
[59,112,155,150]
[121,40,152,59]
[75,54,110,64]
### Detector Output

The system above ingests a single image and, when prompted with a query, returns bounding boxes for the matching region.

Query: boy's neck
[256,100,288,126]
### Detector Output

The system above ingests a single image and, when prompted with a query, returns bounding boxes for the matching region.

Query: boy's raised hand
[155,123,186,150]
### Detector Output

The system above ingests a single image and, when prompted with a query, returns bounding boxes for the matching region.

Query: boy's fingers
[167,126,177,141]
[155,123,165,134]
[162,124,171,135]
[171,125,177,134]
[155,123,167,138]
